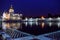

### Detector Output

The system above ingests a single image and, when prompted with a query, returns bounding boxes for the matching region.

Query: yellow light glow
[12,23,16,26]
[41,22,45,28]
[41,16,45,20]
[5,13,10,20]
[6,23,10,28]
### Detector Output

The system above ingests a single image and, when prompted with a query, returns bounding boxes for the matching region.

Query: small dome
[9,5,14,13]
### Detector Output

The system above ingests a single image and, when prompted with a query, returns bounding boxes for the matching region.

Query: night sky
[0,0,60,16]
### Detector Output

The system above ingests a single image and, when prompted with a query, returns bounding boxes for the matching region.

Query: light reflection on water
[2,22,60,30]
[41,22,45,28]
[2,22,22,30]
[2,22,60,35]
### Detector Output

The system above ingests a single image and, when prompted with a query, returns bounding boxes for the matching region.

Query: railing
[5,28,32,39]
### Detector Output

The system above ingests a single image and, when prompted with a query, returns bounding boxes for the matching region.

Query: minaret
[9,5,14,13]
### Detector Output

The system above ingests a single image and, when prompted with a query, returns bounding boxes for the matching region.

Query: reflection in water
[2,21,60,35]
[2,22,7,30]
[36,22,38,26]
[6,23,10,28]
[49,22,52,27]
[23,22,60,28]
[2,22,60,30]
[41,22,45,28]
[24,22,28,26]
[29,22,35,26]
[23,22,38,26]
[57,22,60,27]
[2,22,22,30]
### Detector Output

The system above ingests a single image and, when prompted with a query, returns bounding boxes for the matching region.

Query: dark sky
[0,0,60,16]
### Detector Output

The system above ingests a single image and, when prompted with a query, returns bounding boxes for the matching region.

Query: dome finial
[10,5,13,9]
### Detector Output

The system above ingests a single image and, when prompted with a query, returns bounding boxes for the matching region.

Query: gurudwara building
[2,5,23,21]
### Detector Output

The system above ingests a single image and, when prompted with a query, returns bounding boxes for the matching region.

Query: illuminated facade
[2,5,23,21]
